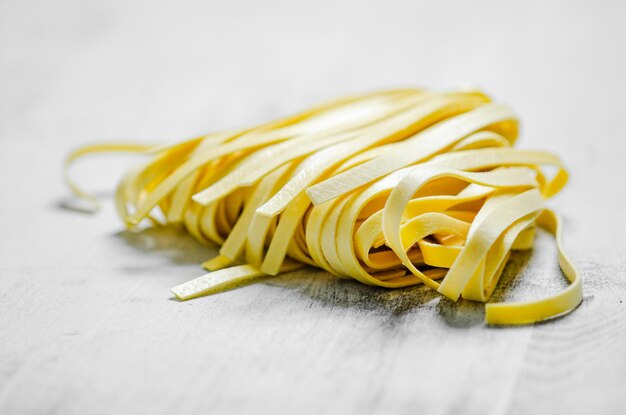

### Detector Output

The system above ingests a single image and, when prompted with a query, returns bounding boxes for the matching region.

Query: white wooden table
[1,1,625,414]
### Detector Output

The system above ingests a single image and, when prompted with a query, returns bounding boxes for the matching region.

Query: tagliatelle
[65,87,582,325]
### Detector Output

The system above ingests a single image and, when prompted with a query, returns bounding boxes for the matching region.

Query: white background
[1,1,625,414]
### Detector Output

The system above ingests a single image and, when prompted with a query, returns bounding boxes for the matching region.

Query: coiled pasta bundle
[66,88,582,325]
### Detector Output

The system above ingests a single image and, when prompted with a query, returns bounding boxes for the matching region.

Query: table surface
[1,1,625,414]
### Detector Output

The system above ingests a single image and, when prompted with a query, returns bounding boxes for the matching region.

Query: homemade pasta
[65,88,582,325]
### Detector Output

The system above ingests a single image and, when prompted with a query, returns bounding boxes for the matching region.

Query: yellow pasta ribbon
[65,87,582,325]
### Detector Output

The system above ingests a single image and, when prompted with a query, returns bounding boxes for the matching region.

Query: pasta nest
[66,88,582,325]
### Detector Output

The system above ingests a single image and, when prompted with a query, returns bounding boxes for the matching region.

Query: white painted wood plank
[1,1,625,414]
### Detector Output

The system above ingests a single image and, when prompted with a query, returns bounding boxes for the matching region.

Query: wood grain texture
[1,0,625,414]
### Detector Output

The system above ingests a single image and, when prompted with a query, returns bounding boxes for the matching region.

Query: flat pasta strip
[65,87,582,325]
